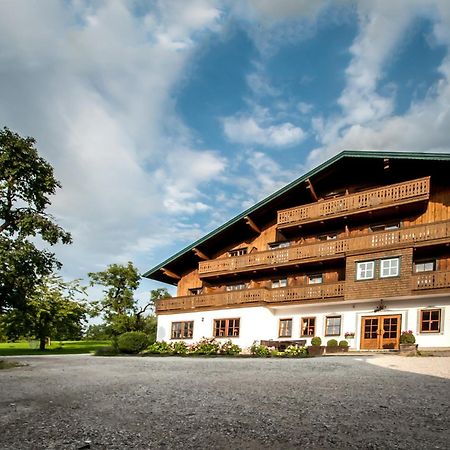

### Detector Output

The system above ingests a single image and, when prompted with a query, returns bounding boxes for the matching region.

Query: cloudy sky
[1,0,450,301]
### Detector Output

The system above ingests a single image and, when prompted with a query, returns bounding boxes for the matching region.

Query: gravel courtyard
[1,355,449,450]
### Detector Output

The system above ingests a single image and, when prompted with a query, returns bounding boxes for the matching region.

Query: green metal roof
[143,150,450,279]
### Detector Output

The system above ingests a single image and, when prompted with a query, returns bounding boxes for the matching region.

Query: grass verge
[0,340,111,356]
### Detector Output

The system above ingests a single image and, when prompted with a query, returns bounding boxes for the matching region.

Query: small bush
[220,340,241,355]
[311,336,322,346]
[400,330,416,344]
[284,345,308,357]
[172,341,188,355]
[94,346,119,356]
[327,339,338,347]
[339,340,349,348]
[117,332,149,354]
[191,338,220,355]
[250,343,271,357]
[146,341,173,354]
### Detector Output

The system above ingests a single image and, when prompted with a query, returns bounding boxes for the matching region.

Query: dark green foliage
[220,340,241,355]
[311,336,322,346]
[117,331,149,354]
[84,323,114,340]
[172,341,188,355]
[0,127,72,312]
[327,339,338,347]
[250,343,271,357]
[339,340,349,348]
[400,331,416,344]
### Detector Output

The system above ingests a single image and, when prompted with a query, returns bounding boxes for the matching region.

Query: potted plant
[338,340,349,353]
[326,338,339,354]
[308,336,325,356]
[399,330,418,354]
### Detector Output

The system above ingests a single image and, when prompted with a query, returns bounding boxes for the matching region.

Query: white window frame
[415,260,436,273]
[268,241,291,250]
[380,257,400,278]
[226,283,247,291]
[308,274,323,285]
[356,261,375,280]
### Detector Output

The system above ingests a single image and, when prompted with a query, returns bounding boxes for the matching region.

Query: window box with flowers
[344,332,355,340]
[399,330,418,354]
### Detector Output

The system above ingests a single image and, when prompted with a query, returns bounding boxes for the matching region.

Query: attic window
[226,283,247,291]
[229,248,247,257]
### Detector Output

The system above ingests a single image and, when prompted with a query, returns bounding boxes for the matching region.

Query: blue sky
[1,0,450,303]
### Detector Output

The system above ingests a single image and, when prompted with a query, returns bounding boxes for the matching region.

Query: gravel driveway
[0,354,449,449]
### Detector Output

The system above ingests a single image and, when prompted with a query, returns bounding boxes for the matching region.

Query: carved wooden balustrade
[198,220,450,276]
[156,283,345,312]
[412,270,450,291]
[277,177,430,227]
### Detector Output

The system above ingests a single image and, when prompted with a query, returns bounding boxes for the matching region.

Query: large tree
[1,275,87,350]
[0,127,71,312]
[89,262,170,337]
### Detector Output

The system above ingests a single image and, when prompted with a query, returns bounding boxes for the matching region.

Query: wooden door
[360,315,401,350]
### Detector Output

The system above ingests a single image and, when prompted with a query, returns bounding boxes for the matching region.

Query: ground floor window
[325,316,341,336]
[214,318,240,337]
[420,309,441,333]
[279,319,292,337]
[171,321,194,339]
[301,317,315,337]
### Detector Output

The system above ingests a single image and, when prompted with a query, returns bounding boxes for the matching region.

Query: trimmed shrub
[284,345,308,357]
[311,336,322,346]
[146,341,173,354]
[220,340,241,355]
[339,340,349,348]
[250,343,271,357]
[400,330,416,344]
[192,338,220,355]
[327,339,338,347]
[117,332,149,354]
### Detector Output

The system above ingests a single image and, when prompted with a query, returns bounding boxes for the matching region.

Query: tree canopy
[1,275,87,349]
[0,127,71,312]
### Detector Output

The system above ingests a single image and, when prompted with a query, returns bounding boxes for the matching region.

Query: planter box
[308,345,325,356]
[326,346,339,354]
[399,343,418,355]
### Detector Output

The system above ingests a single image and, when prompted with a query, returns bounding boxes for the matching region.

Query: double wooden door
[360,315,401,350]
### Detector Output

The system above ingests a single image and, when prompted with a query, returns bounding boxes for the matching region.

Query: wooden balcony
[277,177,430,228]
[156,283,345,313]
[198,220,450,277]
[412,270,450,291]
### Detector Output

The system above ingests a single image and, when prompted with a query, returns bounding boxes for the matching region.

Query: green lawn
[0,340,111,356]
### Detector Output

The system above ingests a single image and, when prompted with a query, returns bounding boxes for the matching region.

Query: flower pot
[308,345,325,356]
[338,346,349,353]
[399,343,418,355]
[325,346,339,354]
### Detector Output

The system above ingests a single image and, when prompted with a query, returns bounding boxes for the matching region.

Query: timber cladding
[344,248,413,301]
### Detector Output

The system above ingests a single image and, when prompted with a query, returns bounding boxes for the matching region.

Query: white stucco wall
[157,295,450,350]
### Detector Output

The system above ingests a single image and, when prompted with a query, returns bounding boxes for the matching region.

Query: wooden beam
[192,247,209,260]
[244,216,261,233]
[162,267,181,280]
[305,178,318,201]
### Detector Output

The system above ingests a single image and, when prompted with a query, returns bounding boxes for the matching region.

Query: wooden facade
[145,151,450,350]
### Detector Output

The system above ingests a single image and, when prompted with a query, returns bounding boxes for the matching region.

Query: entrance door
[360,315,401,350]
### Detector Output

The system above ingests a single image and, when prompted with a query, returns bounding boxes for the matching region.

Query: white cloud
[223,115,305,147]
[0,0,224,284]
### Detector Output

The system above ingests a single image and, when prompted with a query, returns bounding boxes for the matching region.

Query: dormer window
[229,248,247,257]
[272,279,287,288]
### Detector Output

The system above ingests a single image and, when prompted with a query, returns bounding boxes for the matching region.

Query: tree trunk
[39,336,46,350]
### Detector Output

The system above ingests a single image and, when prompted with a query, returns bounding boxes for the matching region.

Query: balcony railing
[412,271,450,291]
[198,220,450,277]
[156,282,345,313]
[277,177,430,228]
